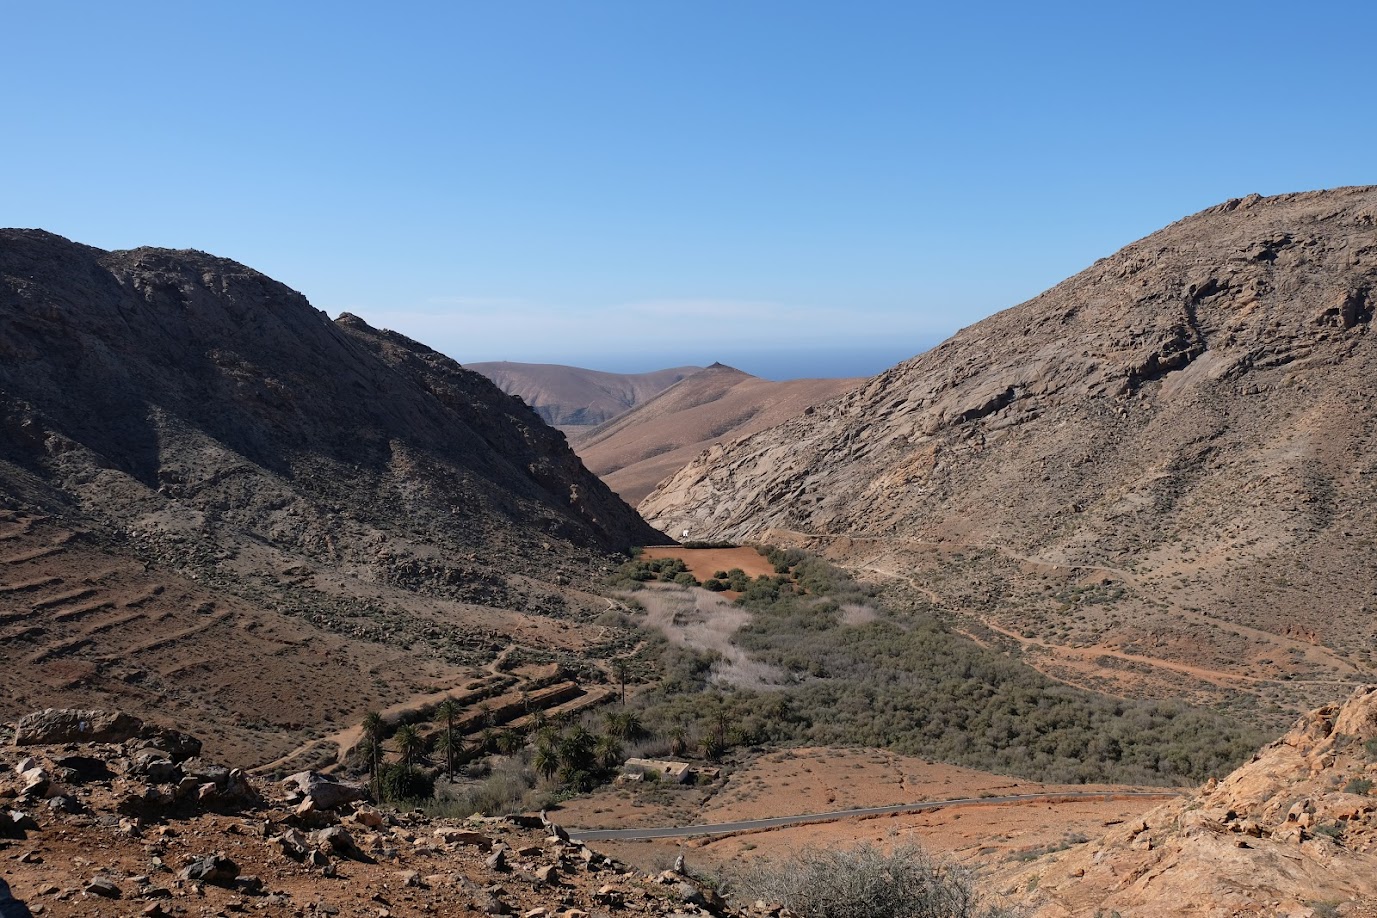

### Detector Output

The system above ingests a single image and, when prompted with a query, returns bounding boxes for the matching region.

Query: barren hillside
[641,188,1377,716]
[574,363,861,505]
[0,230,666,765]
[467,360,701,432]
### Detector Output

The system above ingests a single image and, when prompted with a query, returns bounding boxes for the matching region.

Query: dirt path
[567,790,1180,841]
[783,527,1369,687]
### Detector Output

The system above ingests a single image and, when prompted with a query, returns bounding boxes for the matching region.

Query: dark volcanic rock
[0,230,665,572]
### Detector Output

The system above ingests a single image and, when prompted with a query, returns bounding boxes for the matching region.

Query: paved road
[567,791,1178,842]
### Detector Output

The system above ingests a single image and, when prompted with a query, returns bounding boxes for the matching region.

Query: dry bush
[735,841,1016,918]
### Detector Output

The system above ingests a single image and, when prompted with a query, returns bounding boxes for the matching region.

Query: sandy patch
[634,586,787,689]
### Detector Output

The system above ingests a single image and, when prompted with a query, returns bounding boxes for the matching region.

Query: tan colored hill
[467,360,701,431]
[1004,685,1377,915]
[0,230,666,768]
[641,187,1377,717]
[573,363,862,505]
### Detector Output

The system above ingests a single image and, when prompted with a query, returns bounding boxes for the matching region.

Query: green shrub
[1344,776,1373,795]
[378,763,434,802]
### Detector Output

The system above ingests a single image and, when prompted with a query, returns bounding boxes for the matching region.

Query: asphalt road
[567,791,1178,842]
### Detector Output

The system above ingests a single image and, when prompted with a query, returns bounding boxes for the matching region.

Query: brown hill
[0,229,666,766]
[1004,685,1377,915]
[466,360,701,431]
[641,187,1377,717]
[572,363,862,505]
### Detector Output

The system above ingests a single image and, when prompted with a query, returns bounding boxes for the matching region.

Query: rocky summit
[641,187,1377,715]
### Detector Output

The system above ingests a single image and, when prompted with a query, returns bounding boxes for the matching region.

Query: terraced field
[0,508,619,768]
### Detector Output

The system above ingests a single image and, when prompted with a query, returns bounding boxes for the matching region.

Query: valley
[4,186,1377,915]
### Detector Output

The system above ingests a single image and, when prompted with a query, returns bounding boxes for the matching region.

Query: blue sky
[5,2,1374,379]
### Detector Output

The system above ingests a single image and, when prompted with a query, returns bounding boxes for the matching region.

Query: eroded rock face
[643,189,1377,557]
[1008,686,1377,915]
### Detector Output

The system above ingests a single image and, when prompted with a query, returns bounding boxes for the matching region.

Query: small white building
[622,757,692,784]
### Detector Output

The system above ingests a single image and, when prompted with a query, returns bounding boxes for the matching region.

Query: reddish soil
[555,747,1171,876]
[638,546,777,581]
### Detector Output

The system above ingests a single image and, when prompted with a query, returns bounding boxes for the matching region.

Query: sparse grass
[1344,776,1373,796]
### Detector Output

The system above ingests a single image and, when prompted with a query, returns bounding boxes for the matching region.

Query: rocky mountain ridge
[0,229,666,767]
[640,187,1377,714]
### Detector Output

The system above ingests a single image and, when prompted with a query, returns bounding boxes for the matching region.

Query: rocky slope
[573,364,861,505]
[0,230,666,765]
[640,187,1377,714]
[468,361,702,432]
[0,709,744,918]
[1005,685,1377,916]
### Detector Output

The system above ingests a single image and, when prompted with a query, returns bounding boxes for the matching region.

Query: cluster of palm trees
[527,709,648,791]
[355,698,739,802]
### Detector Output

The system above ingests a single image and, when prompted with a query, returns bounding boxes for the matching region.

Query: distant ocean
[549,343,937,381]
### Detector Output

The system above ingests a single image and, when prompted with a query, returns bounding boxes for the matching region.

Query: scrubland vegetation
[619,548,1268,786]
[350,544,1268,822]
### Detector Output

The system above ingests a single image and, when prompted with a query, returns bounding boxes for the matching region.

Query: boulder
[85,876,121,898]
[179,854,239,887]
[282,771,366,810]
[313,825,369,861]
[272,828,311,861]
[434,828,493,849]
[130,750,180,784]
[132,727,202,763]
[14,709,143,745]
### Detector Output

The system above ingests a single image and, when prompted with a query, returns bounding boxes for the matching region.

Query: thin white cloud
[350,294,951,364]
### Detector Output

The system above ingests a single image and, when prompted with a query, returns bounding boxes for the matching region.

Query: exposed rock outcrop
[1008,686,1377,915]
[0,710,754,917]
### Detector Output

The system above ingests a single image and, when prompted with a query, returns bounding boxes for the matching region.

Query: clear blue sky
[5,2,1373,379]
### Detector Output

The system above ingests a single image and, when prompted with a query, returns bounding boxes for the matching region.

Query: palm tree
[434,699,460,780]
[559,726,597,774]
[603,710,627,738]
[666,725,689,758]
[614,660,629,706]
[495,729,522,756]
[435,730,465,780]
[533,742,559,782]
[620,711,646,742]
[594,734,624,772]
[478,727,497,756]
[393,724,424,766]
[361,711,383,795]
